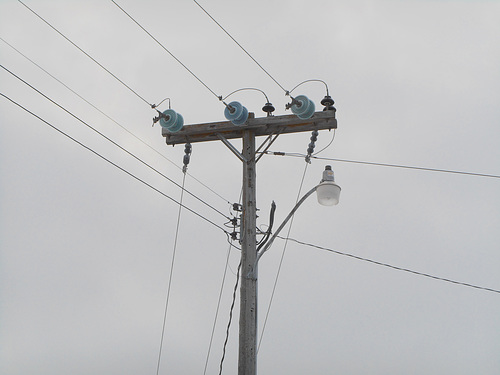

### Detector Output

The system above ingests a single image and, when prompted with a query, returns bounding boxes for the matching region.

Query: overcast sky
[1,0,500,374]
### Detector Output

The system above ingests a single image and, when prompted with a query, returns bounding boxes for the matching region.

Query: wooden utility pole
[163,110,337,375]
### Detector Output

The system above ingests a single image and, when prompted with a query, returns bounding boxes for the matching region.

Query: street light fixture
[316,165,341,206]
[253,165,341,270]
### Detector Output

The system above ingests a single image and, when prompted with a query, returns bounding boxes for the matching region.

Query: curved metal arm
[248,185,318,278]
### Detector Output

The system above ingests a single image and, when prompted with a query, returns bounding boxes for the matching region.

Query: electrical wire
[203,238,234,375]
[155,173,187,375]
[193,0,288,93]
[0,92,229,234]
[110,0,221,100]
[0,36,233,207]
[0,63,230,220]
[282,236,500,295]
[264,151,500,180]
[313,129,336,156]
[17,0,153,107]
[257,163,309,353]
[218,260,242,375]
[289,79,330,96]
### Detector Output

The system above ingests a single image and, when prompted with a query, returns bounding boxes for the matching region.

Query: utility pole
[163,110,337,375]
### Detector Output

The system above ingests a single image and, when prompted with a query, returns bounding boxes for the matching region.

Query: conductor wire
[0,92,228,234]
[0,64,230,220]
[193,0,288,93]
[1,35,233,206]
[17,0,153,107]
[110,0,221,100]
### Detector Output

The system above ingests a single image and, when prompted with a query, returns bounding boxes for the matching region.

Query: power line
[17,0,153,106]
[0,92,229,234]
[110,0,221,100]
[0,63,230,220]
[155,173,187,375]
[283,236,500,294]
[193,0,288,94]
[265,151,500,180]
[0,36,232,207]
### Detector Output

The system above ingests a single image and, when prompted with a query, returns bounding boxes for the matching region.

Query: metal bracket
[255,128,283,164]
[216,133,247,162]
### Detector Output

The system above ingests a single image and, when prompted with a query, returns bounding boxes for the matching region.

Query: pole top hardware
[163,111,337,145]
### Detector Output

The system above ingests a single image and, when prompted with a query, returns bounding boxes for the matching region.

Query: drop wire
[257,162,309,353]
[203,240,233,375]
[156,173,187,375]
[283,236,500,295]
[265,151,500,180]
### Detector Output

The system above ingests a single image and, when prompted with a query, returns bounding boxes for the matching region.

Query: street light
[316,165,341,206]
[252,165,341,272]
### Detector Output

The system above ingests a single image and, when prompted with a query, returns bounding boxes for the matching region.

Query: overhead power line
[17,0,153,106]
[0,92,228,234]
[110,0,221,100]
[283,236,500,294]
[193,0,288,93]
[0,36,232,206]
[265,151,500,180]
[0,63,230,220]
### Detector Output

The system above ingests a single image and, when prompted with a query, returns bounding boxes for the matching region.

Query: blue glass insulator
[159,109,184,133]
[297,99,315,119]
[231,106,249,126]
[224,101,248,125]
[169,113,184,133]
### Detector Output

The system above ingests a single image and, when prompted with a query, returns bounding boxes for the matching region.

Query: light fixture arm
[248,165,340,279]
[248,185,317,279]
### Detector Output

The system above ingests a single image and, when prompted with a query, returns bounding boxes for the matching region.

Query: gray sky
[1,0,499,374]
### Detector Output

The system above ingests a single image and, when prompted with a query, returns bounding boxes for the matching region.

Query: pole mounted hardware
[162,110,337,146]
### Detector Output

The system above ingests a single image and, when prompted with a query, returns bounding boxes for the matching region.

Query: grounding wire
[264,151,500,180]
[202,238,234,375]
[155,173,187,375]
[193,0,288,93]
[0,92,229,234]
[282,236,500,295]
[110,0,221,100]
[0,63,231,220]
[0,36,232,207]
[257,162,309,354]
[17,0,153,107]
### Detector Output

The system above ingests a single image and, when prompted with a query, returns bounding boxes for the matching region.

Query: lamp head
[316,165,341,206]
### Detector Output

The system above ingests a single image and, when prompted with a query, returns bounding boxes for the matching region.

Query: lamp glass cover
[316,182,341,206]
